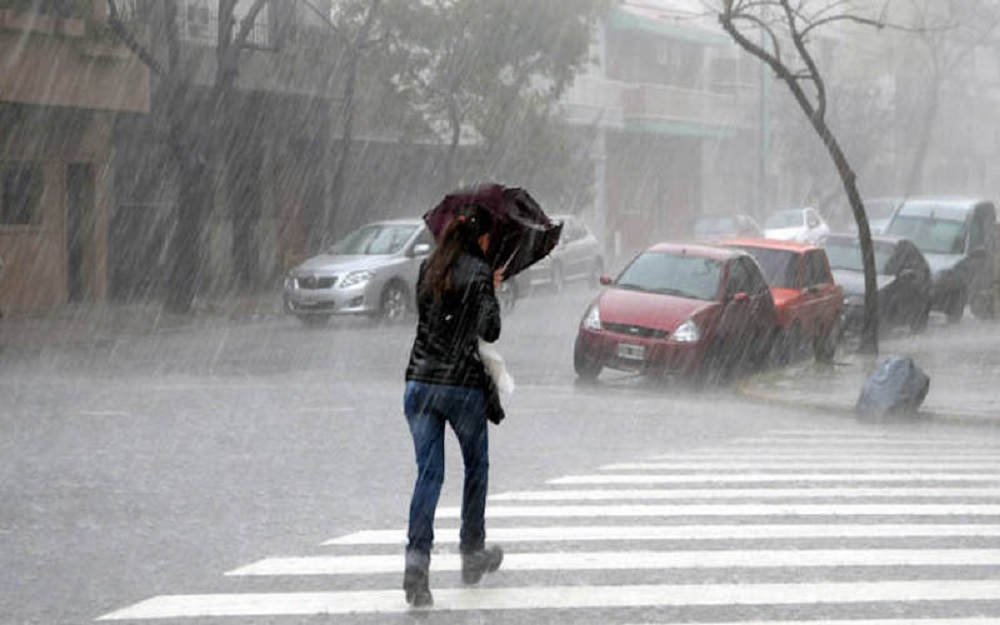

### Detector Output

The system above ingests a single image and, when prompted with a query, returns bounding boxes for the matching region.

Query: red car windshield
[615,252,722,301]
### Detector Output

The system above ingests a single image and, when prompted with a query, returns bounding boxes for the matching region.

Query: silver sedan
[283,219,432,325]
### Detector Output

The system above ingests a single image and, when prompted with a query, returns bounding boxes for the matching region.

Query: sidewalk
[0,294,284,353]
[739,317,1000,425]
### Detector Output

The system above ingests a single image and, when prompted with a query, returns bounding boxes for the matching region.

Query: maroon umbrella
[423,184,563,280]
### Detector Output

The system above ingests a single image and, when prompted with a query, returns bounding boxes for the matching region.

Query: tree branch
[106,0,164,75]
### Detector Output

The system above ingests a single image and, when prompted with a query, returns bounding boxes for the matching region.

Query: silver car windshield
[615,252,722,301]
[886,216,966,256]
[329,224,418,255]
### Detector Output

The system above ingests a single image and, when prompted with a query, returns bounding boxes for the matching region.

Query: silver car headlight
[672,318,700,343]
[339,270,375,289]
[581,305,601,331]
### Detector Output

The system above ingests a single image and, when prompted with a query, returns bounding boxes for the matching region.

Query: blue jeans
[404,381,489,558]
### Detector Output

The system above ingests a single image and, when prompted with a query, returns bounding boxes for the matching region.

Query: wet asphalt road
[2,285,999,624]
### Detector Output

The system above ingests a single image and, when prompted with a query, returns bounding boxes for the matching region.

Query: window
[725,259,751,298]
[1,162,42,226]
[615,252,722,301]
[741,258,770,295]
[803,252,829,287]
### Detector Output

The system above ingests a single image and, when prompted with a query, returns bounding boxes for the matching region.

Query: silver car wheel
[381,284,408,322]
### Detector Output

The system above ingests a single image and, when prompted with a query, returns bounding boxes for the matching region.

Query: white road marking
[550,473,1000,485]
[226,548,1000,577]
[490,487,1000,501]
[697,439,1000,449]
[601,461,1000,470]
[626,620,1000,625]
[649,452,1000,460]
[436,503,1000,518]
[733,430,992,440]
[323,523,1000,546]
[95,580,1000,619]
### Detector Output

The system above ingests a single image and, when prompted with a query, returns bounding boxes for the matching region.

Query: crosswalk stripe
[437,503,1000,518]
[550,473,1000,484]
[323,523,1000,546]
[628,620,1000,625]
[490,487,1000,501]
[733,430,992,440]
[226,548,1000,577]
[95,580,1000,620]
[696,439,1000,448]
[601,461,1000,470]
[649,453,1000,460]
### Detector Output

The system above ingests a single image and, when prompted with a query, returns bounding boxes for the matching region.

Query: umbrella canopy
[423,184,563,279]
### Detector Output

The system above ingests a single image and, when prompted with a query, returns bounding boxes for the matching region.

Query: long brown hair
[422,204,493,301]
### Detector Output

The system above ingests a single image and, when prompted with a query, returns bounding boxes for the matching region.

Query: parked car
[863,197,904,235]
[692,213,762,241]
[283,219,433,325]
[823,233,932,335]
[524,213,604,291]
[763,207,830,244]
[573,242,778,383]
[283,218,519,325]
[722,239,843,362]
[883,197,997,322]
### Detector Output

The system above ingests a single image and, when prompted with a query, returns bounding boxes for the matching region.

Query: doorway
[66,163,95,303]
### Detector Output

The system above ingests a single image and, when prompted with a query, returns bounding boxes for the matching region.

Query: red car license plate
[617,343,645,361]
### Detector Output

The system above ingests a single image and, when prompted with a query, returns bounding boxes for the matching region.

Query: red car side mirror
[732,292,749,302]
[599,276,612,286]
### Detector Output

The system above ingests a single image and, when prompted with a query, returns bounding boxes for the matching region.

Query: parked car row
[578,196,998,385]
[282,213,604,326]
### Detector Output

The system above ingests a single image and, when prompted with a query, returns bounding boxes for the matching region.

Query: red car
[722,239,843,361]
[573,242,779,383]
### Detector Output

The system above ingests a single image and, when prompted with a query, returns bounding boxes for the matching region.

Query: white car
[764,207,830,244]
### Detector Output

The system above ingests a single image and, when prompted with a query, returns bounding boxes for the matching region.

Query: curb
[736,377,1000,428]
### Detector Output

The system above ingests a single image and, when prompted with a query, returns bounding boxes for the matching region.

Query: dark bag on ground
[856,356,930,419]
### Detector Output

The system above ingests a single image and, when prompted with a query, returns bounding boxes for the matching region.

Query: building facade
[560,1,761,269]
[0,0,149,313]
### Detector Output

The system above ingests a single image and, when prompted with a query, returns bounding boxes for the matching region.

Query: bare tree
[107,0,268,312]
[897,0,1000,195]
[302,0,384,249]
[716,0,897,354]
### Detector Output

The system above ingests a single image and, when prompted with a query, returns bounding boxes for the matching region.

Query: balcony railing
[622,82,741,129]
[561,74,749,132]
[4,0,84,19]
[181,6,273,49]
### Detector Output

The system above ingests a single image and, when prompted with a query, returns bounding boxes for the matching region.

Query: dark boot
[403,551,433,607]
[461,545,503,585]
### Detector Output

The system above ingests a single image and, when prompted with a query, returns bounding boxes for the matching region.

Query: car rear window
[824,238,896,274]
[764,210,803,229]
[739,247,799,289]
[615,252,722,301]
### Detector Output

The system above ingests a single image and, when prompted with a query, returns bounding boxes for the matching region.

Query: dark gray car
[824,233,932,335]
[883,197,997,322]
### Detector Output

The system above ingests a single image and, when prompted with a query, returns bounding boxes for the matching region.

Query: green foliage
[382,0,610,189]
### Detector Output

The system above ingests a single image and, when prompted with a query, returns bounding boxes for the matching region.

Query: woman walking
[402,204,505,607]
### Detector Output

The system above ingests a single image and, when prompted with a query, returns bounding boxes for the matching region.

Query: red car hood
[599,288,715,332]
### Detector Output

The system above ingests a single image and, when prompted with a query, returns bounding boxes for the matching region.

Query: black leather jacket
[405,246,501,388]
